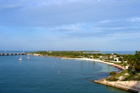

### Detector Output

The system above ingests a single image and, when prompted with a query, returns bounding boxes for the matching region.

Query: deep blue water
[0,55,132,93]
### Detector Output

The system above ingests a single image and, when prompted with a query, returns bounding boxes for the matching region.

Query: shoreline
[61,57,125,70]
[60,57,140,92]
[34,55,125,70]
[94,80,140,93]
[34,55,140,92]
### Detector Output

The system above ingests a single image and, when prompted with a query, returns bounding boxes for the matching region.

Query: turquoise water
[0,55,131,93]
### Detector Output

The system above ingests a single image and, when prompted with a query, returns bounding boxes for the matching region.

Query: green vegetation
[34,51,82,58]
[33,50,140,81]
[33,51,104,58]
[127,51,140,71]
[109,71,116,76]
[107,70,140,81]
[107,71,117,81]
[106,51,140,81]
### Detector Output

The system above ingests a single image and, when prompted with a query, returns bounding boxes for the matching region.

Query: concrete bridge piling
[0,53,27,56]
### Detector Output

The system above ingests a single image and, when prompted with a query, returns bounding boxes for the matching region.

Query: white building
[49,51,52,53]
[90,55,93,59]
[34,54,40,56]
[114,57,119,62]
[110,55,113,59]
[114,55,117,58]
[99,56,102,59]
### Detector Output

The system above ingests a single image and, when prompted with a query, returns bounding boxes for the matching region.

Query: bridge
[0,53,27,56]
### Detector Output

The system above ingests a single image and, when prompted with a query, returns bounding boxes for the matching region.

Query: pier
[0,53,27,56]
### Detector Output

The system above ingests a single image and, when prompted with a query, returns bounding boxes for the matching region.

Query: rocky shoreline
[94,79,140,93]
[61,57,140,93]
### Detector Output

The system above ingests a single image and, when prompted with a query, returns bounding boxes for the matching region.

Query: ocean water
[0,50,135,56]
[101,51,135,55]
[0,55,131,93]
[83,51,135,55]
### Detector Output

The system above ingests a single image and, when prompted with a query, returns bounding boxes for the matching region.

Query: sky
[0,0,140,51]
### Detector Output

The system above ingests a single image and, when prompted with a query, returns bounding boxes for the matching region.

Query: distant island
[30,51,140,92]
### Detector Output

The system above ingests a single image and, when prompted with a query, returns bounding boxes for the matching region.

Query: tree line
[33,51,140,71]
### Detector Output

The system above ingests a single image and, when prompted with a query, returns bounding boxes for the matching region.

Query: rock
[119,76,125,81]
[124,73,129,76]
[135,76,139,78]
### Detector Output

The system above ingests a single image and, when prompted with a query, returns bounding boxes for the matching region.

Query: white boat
[19,55,22,61]
[27,55,29,59]
[19,58,22,61]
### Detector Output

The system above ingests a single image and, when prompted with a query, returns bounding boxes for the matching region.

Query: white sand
[63,58,125,70]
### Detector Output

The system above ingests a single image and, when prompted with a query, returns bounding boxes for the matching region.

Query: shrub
[128,66,133,71]
[109,71,116,76]
[108,76,118,81]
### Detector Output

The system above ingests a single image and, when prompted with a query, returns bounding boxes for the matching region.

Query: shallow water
[0,55,131,93]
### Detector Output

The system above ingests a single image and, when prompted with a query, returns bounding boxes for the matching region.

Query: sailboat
[19,55,22,61]
[27,55,29,59]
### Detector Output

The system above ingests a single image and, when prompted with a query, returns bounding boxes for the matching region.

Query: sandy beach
[61,57,125,70]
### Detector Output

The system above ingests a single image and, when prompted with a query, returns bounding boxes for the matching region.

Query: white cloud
[99,20,111,23]
[106,32,140,38]
[129,17,140,22]
[50,23,86,33]
[98,20,120,23]
[95,26,138,30]
[23,0,100,6]
[1,0,140,27]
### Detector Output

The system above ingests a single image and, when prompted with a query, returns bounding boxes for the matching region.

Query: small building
[114,55,117,58]
[49,51,52,53]
[79,55,84,58]
[34,54,40,56]
[99,56,102,59]
[110,55,113,59]
[110,53,114,59]
[125,66,129,69]
[90,55,93,59]
[102,56,108,59]
[99,56,102,58]
[114,57,119,62]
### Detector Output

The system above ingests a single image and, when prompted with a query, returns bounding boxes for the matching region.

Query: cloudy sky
[0,0,140,51]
